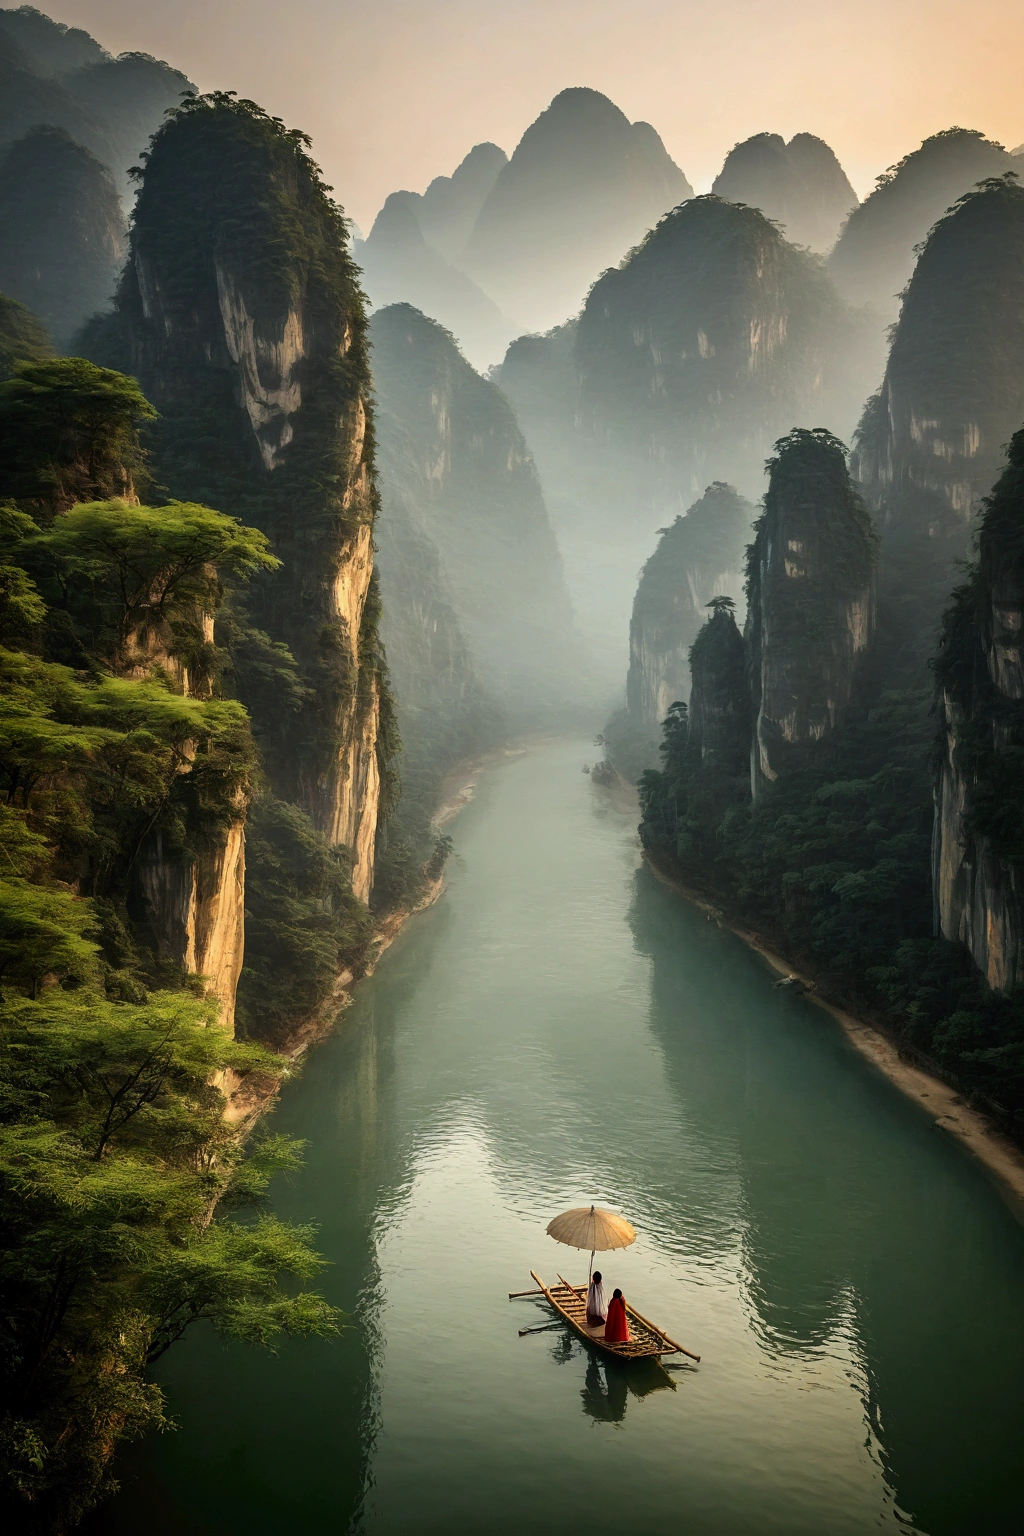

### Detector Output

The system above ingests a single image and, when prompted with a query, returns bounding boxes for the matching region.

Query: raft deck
[527,1270,700,1362]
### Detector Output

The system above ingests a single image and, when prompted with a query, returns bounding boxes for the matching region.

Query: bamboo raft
[519,1270,700,1363]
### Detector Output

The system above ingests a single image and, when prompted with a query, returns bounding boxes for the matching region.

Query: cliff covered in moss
[747,429,875,791]
[85,92,391,1036]
[605,482,753,779]
[933,428,1024,992]
[828,129,1016,319]
[853,174,1024,668]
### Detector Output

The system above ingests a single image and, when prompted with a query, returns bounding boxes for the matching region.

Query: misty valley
[1,5,1024,1534]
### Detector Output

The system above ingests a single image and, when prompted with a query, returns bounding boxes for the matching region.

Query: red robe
[604,1294,630,1343]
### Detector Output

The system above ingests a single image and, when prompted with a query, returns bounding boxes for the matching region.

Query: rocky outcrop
[459,87,692,333]
[853,175,1024,667]
[626,483,754,720]
[576,197,861,494]
[85,95,390,1029]
[933,427,1024,993]
[605,484,753,781]
[712,132,857,251]
[499,196,875,694]
[0,125,124,346]
[687,601,749,773]
[828,129,1015,319]
[357,190,515,370]
[747,429,875,792]
[369,303,589,726]
[136,815,246,1031]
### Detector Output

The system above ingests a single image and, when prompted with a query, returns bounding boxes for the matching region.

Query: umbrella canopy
[546,1205,636,1253]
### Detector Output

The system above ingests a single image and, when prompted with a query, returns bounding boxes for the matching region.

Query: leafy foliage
[0,357,155,514]
[0,347,340,1528]
[236,796,372,1044]
[0,293,53,381]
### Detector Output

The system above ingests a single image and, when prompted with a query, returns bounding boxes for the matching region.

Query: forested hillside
[0,342,342,1527]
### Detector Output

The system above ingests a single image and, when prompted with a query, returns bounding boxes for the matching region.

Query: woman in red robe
[604,1288,630,1343]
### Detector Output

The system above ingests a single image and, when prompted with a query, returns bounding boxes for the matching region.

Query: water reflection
[95,742,1024,1536]
[628,862,1024,1533]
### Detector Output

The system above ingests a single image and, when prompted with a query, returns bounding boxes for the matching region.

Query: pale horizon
[27,0,1024,233]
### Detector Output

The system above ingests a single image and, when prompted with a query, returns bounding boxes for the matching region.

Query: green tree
[31,498,278,670]
[0,358,155,514]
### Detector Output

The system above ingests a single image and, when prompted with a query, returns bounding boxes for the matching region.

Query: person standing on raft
[586,1271,607,1326]
[604,1288,630,1343]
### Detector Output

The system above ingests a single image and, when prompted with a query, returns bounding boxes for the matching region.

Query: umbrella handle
[588,1249,594,1284]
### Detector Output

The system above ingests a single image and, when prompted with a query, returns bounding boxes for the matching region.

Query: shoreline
[225,753,494,1124]
[645,857,1024,1212]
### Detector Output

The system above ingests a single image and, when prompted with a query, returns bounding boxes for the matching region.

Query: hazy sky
[43,0,1024,232]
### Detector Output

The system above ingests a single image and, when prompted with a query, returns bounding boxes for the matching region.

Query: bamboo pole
[621,1300,701,1362]
[508,1288,544,1299]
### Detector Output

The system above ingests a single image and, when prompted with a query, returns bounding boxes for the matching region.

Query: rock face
[687,602,749,773]
[459,87,692,333]
[0,125,124,346]
[357,190,515,370]
[747,430,875,792]
[853,175,1024,662]
[576,196,863,503]
[933,428,1024,993]
[624,484,754,725]
[712,132,857,251]
[499,196,873,694]
[89,95,387,912]
[828,129,1015,319]
[370,303,587,726]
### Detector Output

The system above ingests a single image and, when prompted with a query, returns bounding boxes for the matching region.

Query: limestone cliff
[626,484,754,719]
[687,602,749,774]
[933,427,1024,993]
[90,94,387,909]
[459,88,692,334]
[83,95,390,1043]
[853,175,1024,666]
[712,132,857,252]
[369,303,589,726]
[606,483,753,780]
[828,129,1015,320]
[747,430,875,792]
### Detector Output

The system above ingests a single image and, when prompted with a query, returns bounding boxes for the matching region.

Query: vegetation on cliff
[84,91,402,1035]
[854,175,1024,675]
[0,357,339,1529]
[639,428,1024,1129]
[0,125,124,347]
[828,128,1017,317]
[606,483,754,780]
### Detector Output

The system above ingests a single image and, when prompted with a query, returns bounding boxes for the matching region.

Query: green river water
[99,739,1024,1535]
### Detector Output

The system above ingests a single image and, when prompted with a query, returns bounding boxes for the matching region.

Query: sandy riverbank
[645,858,1024,1212]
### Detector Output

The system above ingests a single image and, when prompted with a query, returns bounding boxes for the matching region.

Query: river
[99,739,1024,1535]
